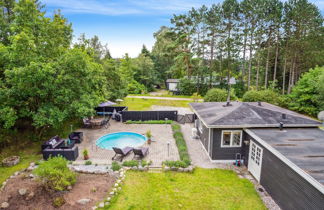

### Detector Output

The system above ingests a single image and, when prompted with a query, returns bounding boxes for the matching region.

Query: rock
[99,202,104,208]
[30,162,35,167]
[29,174,34,179]
[67,186,72,190]
[105,202,110,206]
[14,172,20,176]
[164,166,170,171]
[18,188,27,196]
[171,167,177,171]
[92,207,97,210]
[26,192,34,200]
[118,187,121,191]
[114,183,119,187]
[178,168,184,172]
[112,188,117,192]
[109,191,114,196]
[131,166,137,170]
[106,197,111,201]
[77,198,91,205]
[183,168,189,172]
[117,180,121,184]
[26,166,34,171]
[1,202,9,209]
[2,181,6,186]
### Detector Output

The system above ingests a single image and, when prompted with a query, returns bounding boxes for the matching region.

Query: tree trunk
[209,35,215,88]
[247,32,254,90]
[242,22,248,82]
[273,28,280,82]
[282,57,287,94]
[256,55,261,90]
[264,45,271,88]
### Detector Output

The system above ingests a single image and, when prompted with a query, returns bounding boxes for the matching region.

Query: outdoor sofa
[41,136,79,161]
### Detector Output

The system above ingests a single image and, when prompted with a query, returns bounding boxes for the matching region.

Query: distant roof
[190,102,321,128]
[246,128,324,187]
[166,79,180,83]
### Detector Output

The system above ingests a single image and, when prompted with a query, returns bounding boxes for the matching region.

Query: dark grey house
[190,102,324,210]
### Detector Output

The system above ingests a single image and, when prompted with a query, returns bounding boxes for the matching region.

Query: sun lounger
[112,146,133,161]
[133,147,149,160]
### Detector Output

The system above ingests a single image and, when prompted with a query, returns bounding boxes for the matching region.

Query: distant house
[190,101,324,210]
[166,79,180,93]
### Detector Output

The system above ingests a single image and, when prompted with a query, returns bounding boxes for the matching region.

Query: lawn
[119,98,191,111]
[107,168,266,210]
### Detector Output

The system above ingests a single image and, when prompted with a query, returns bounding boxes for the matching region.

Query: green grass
[0,142,41,185]
[107,168,266,210]
[119,98,191,111]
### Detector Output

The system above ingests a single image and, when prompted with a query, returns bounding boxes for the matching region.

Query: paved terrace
[74,120,180,167]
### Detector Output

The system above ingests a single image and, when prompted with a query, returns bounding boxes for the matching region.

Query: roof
[190,102,321,128]
[166,79,180,83]
[246,128,324,189]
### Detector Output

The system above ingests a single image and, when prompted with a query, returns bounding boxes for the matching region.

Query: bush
[171,122,191,167]
[242,89,283,106]
[122,160,139,167]
[178,78,196,96]
[34,156,76,191]
[85,160,92,165]
[127,81,147,94]
[111,161,121,171]
[204,88,236,102]
[288,66,324,117]
[140,160,152,167]
[163,160,188,168]
[126,120,173,124]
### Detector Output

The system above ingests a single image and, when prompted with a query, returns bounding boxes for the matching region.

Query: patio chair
[83,118,92,128]
[112,146,133,161]
[69,132,83,143]
[133,147,149,160]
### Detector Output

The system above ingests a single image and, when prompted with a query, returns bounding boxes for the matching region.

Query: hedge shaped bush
[34,156,76,191]
[171,123,191,167]
[204,88,237,102]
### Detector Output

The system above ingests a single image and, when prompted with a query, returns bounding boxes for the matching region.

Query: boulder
[106,197,111,201]
[14,172,20,176]
[164,166,170,171]
[67,186,72,190]
[109,191,114,196]
[18,188,27,196]
[77,198,91,205]
[178,168,184,172]
[99,202,104,208]
[1,202,9,209]
[105,202,110,206]
[114,183,119,187]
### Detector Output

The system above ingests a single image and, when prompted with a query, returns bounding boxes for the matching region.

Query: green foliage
[163,160,188,168]
[171,123,190,166]
[34,156,76,192]
[204,88,237,102]
[52,196,66,208]
[288,66,324,116]
[85,160,92,165]
[111,161,121,171]
[83,149,89,158]
[122,160,139,167]
[146,130,152,139]
[178,78,196,96]
[242,89,283,106]
[140,160,151,167]
[125,120,173,124]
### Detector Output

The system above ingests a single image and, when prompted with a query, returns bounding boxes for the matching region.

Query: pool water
[96,132,147,150]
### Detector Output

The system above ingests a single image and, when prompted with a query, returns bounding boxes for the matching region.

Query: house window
[221,130,242,147]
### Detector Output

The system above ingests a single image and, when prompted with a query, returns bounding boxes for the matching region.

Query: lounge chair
[69,132,83,143]
[112,146,133,161]
[133,147,149,160]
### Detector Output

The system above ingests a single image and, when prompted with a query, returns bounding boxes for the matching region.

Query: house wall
[197,122,209,153]
[246,135,324,210]
[211,129,245,160]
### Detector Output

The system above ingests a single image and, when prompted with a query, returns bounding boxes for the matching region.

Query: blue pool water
[96,132,147,150]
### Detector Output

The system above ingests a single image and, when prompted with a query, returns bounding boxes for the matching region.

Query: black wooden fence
[121,111,178,122]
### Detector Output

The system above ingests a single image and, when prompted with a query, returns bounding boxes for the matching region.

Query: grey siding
[197,122,209,152]
[247,135,324,210]
[211,129,243,160]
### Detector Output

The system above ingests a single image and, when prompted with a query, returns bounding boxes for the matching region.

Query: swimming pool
[96,132,147,150]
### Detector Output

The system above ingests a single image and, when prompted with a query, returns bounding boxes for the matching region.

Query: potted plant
[83,149,89,160]
[146,130,152,144]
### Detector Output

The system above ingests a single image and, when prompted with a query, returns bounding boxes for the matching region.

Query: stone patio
[73,120,180,167]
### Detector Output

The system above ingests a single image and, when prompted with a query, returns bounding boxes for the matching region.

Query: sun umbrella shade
[98,101,116,107]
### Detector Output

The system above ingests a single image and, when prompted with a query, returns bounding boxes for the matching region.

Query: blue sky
[42,0,324,58]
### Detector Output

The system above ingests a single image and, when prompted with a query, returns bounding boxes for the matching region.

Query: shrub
[289,66,324,117]
[127,81,147,94]
[204,88,237,102]
[163,160,188,168]
[52,196,66,208]
[140,160,152,167]
[34,156,76,191]
[111,161,121,171]
[122,160,139,167]
[171,122,191,167]
[83,149,89,160]
[126,120,172,124]
[85,160,92,165]
[178,78,196,96]
[242,89,283,106]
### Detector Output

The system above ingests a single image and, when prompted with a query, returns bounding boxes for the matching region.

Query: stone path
[126,95,203,101]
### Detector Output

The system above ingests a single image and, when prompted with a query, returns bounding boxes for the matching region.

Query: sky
[42,0,324,58]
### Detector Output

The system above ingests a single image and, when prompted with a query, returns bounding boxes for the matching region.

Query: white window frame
[221,130,242,148]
